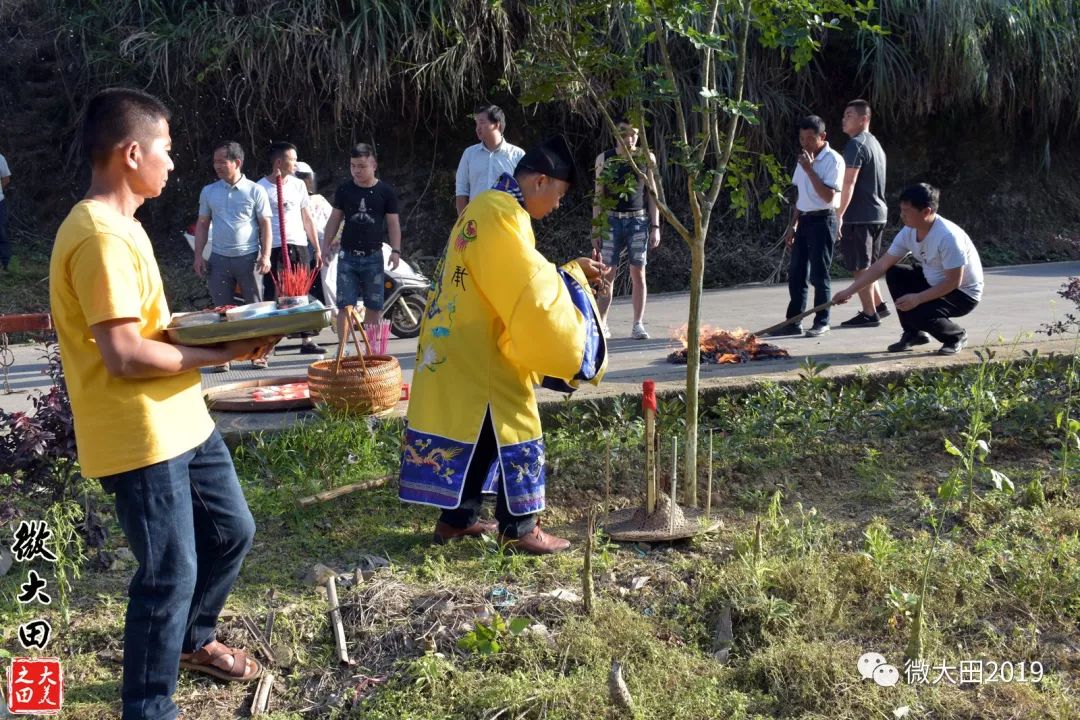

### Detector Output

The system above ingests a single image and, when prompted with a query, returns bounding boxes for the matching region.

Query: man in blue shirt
[193,141,271,303]
[454,105,524,215]
[194,141,272,369]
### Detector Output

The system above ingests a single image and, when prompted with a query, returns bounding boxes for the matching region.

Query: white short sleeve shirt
[792,142,844,212]
[258,175,310,247]
[887,215,984,301]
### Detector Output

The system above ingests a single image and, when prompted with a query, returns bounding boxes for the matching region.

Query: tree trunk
[683,227,706,506]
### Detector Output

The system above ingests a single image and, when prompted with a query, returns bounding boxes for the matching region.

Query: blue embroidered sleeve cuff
[540,268,606,393]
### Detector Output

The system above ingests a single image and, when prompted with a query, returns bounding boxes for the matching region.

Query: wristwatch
[390,249,401,255]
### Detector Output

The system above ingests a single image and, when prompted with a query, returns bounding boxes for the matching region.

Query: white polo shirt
[887,215,984,301]
[792,142,843,212]
[258,175,310,247]
[455,140,525,200]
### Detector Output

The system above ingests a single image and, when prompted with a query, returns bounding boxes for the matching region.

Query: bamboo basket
[307,307,402,415]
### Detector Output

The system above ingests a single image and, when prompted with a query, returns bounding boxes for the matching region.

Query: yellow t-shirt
[49,199,214,478]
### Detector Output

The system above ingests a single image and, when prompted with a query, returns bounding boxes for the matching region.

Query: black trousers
[885,264,978,342]
[786,213,837,326]
[263,244,311,301]
[439,412,537,539]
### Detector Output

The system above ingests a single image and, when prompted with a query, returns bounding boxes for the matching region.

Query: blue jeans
[601,214,649,267]
[99,430,255,720]
[336,251,385,310]
[786,213,837,326]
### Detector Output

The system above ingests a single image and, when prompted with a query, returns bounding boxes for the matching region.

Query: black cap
[515,135,576,185]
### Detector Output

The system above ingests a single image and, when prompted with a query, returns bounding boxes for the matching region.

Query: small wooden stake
[706,428,714,520]
[583,508,596,618]
[604,432,612,506]
[250,672,275,716]
[325,576,351,665]
[669,436,678,536]
[643,382,658,514]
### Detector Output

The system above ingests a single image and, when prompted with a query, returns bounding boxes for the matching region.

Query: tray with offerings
[166,298,331,346]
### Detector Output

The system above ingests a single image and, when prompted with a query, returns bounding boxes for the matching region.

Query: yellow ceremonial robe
[399,183,606,515]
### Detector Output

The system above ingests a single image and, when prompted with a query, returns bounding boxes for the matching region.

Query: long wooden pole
[706,428,714,519]
[643,380,657,514]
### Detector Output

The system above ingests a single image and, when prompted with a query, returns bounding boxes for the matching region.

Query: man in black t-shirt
[322,143,402,337]
[591,119,661,340]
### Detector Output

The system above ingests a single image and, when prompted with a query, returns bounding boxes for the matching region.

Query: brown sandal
[179,640,263,683]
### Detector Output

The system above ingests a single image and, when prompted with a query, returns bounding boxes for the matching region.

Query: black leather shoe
[938,331,968,355]
[887,331,932,352]
[840,311,881,327]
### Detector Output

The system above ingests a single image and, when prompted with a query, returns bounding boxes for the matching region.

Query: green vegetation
[2,351,1077,718]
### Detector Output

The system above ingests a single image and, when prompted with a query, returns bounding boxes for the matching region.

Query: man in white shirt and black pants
[834,183,982,355]
[768,115,845,338]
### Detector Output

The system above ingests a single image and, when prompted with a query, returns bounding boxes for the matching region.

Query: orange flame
[668,325,789,364]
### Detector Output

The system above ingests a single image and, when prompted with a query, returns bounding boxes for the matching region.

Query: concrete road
[2,261,1077,421]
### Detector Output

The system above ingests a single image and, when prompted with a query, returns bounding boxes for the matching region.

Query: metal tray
[167,305,331,346]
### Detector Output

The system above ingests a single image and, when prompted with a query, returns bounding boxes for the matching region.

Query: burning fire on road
[668,325,790,365]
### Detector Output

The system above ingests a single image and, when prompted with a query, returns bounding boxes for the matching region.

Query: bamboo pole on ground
[298,475,393,507]
[325,576,350,665]
[250,673,275,716]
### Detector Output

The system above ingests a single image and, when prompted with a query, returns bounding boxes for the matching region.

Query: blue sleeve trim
[539,268,605,392]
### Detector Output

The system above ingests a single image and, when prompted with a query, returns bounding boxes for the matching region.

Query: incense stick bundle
[270,174,318,300]
[642,380,657,514]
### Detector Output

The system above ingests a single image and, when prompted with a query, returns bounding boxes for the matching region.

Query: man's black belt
[343,247,381,256]
[801,209,835,217]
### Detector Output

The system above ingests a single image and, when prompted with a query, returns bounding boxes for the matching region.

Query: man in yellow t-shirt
[50,88,274,720]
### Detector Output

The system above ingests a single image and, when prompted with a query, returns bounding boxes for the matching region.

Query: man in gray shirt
[194,141,272,368]
[837,99,890,328]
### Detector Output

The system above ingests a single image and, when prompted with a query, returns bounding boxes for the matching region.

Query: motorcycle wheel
[389,293,427,339]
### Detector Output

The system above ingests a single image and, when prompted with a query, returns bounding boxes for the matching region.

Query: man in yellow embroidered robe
[399,136,607,554]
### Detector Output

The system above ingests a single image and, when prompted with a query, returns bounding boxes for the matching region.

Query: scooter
[184,226,429,338]
[381,249,430,339]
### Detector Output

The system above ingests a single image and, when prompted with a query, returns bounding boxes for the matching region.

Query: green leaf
[944,438,962,457]
[509,617,531,636]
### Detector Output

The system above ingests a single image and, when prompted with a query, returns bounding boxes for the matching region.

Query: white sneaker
[631,322,650,340]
